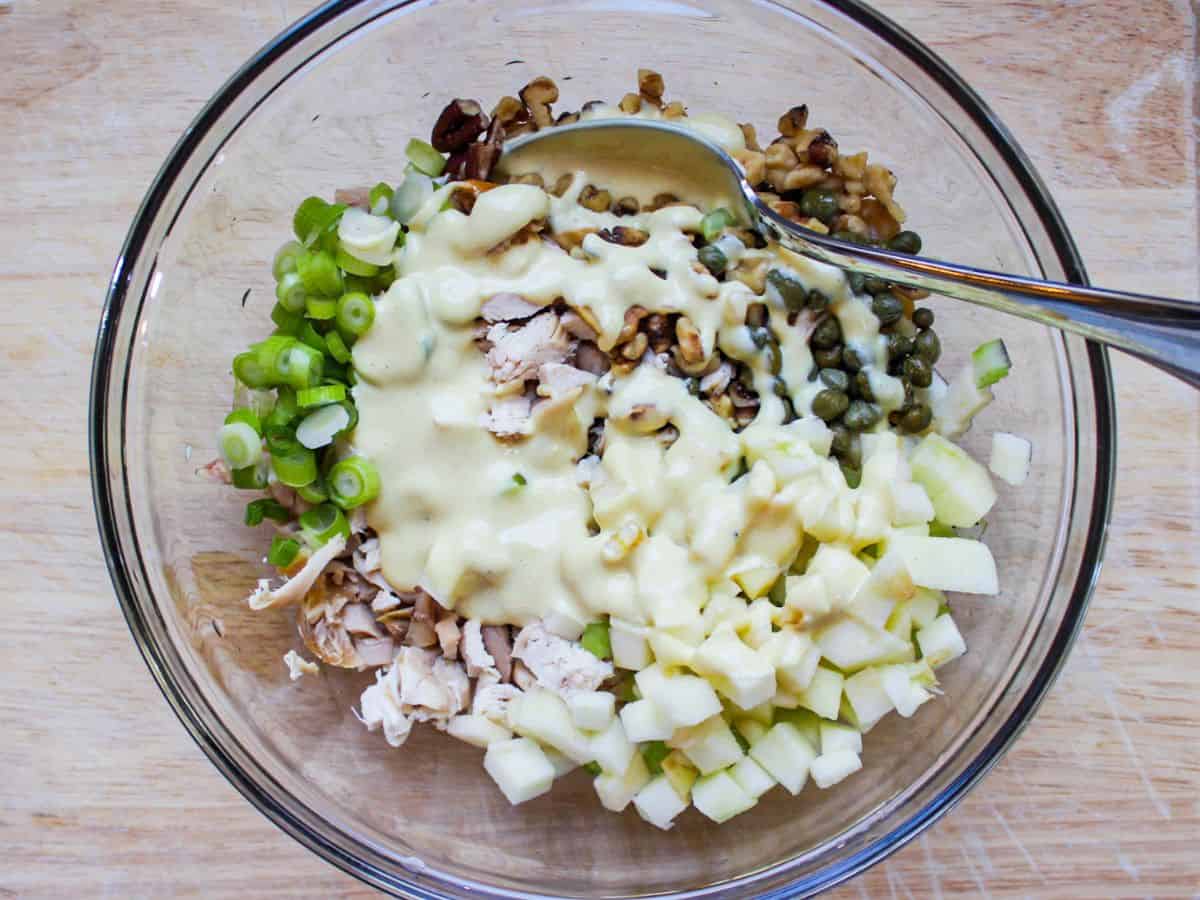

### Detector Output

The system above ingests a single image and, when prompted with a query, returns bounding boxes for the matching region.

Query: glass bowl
[89,0,1116,896]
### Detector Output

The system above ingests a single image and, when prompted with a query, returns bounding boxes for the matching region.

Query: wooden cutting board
[1,0,1196,895]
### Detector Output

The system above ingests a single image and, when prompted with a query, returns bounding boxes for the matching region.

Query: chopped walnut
[675,316,705,365]
[578,184,613,212]
[778,105,809,137]
[612,195,640,216]
[638,68,665,107]
[618,92,642,114]
[519,77,559,128]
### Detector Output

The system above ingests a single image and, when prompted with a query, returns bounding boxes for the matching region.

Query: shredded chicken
[283,649,319,681]
[536,362,596,399]
[512,621,614,697]
[560,310,598,342]
[485,312,570,385]
[461,620,497,678]
[342,603,384,638]
[354,637,397,668]
[248,534,347,611]
[472,677,523,725]
[482,625,514,682]
[480,292,543,322]
[435,613,462,660]
[481,392,533,438]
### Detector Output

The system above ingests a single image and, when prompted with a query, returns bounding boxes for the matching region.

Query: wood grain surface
[2,0,1197,896]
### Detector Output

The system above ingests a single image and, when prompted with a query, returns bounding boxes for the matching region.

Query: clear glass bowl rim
[88,0,1117,896]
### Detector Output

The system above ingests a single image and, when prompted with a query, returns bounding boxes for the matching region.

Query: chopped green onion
[328,456,380,509]
[265,386,299,431]
[270,301,304,335]
[391,168,435,223]
[296,403,351,449]
[278,342,324,390]
[274,271,308,313]
[322,359,349,385]
[267,535,302,568]
[324,330,352,364]
[245,498,290,526]
[224,408,262,435]
[297,384,346,408]
[296,477,329,504]
[218,421,262,469]
[293,197,345,248]
[305,296,338,320]
[273,240,305,281]
[270,442,318,487]
[700,207,735,243]
[406,138,446,177]
[641,740,670,775]
[929,520,956,538]
[231,460,270,490]
[336,292,375,337]
[583,761,602,777]
[580,621,611,660]
[841,465,861,488]
[502,472,527,496]
[369,182,394,216]
[296,249,344,297]
[373,265,398,292]
[298,321,326,353]
[335,246,380,277]
[337,399,359,433]
[299,502,350,547]
[233,351,273,389]
[972,339,1011,388]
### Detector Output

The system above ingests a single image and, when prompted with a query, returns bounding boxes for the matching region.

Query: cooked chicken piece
[342,602,384,638]
[512,621,614,697]
[461,620,497,678]
[536,362,596,399]
[283,649,319,681]
[482,625,514,682]
[472,678,523,725]
[485,312,570,385]
[248,534,347,611]
[359,664,413,747]
[197,458,231,484]
[481,392,533,438]
[353,636,397,668]
[435,613,462,660]
[433,657,471,713]
[406,619,438,648]
[511,660,536,691]
[480,292,543,322]
[371,590,403,614]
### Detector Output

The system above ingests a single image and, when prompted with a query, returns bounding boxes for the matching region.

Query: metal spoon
[499,119,1200,387]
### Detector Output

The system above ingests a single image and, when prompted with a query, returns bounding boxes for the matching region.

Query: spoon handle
[760,207,1200,388]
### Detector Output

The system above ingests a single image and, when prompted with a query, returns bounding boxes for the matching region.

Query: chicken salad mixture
[210,70,1031,828]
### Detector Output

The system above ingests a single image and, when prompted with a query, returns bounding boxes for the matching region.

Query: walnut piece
[431,98,488,152]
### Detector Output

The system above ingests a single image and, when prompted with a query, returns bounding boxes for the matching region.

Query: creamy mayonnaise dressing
[351,170,896,633]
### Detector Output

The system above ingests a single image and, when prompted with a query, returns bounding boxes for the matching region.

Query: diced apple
[445,714,512,749]
[916,613,968,668]
[729,557,783,600]
[661,750,700,799]
[819,721,863,755]
[764,630,822,693]
[885,602,914,648]
[740,701,776,726]
[880,664,933,717]
[635,535,706,629]
[594,750,651,812]
[671,714,745,774]
[691,623,777,710]
[933,361,994,439]
[859,430,902,465]
[807,492,857,544]
[806,545,871,608]
[732,717,768,746]
[848,549,915,629]
[775,707,821,749]
[891,535,999,595]
[851,491,890,549]
[784,572,831,620]
[619,698,675,742]
[810,749,863,789]
[816,616,913,672]
[798,665,844,720]
[692,770,757,823]
[989,431,1032,486]
[891,481,935,526]
[748,722,816,795]
[542,609,586,641]
[730,755,777,799]
[567,691,616,732]
[648,629,698,668]
[635,664,722,728]
[633,775,690,830]
[484,738,556,805]
[842,668,894,731]
[610,619,652,670]
[540,745,580,778]
[507,688,593,763]
[590,716,636,776]
[908,588,943,629]
[909,433,997,527]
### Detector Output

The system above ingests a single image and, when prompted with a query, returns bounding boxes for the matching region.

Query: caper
[871,293,904,325]
[799,187,839,223]
[763,341,783,375]
[863,277,889,295]
[887,230,923,255]
[902,355,933,388]
[899,403,933,433]
[914,329,941,363]
[811,316,842,349]
[853,369,875,401]
[765,268,807,312]
[912,307,935,330]
[846,272,867,294]
[843,399,882,431]
[819,368,850,392]
[811,389,850,422]
[684,377,700,396]
[750,325,771,349]
[832,230,867,245]
[813,345,843,369]
[806,289,830,312]
[888,333,914,360]
[773,377,791,398]
[842,346,865,372]
[698,244,727,277]
[830,425,852,459]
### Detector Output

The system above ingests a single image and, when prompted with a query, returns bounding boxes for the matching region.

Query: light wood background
[2,0,1197,896]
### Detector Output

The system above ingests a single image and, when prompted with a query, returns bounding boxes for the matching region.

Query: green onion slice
[273,240,305,280]
[296,403,351,449]
[231,459,270,490]
[270,443,318,487]
[274,271,308,313]
[297,384,346,408]
[369,182,394,216]
[700,207,735,243]
[405,138,447,177]
[305,296,338,320]
[580,621,611,660]
[336,292,375,337]
[299,503,350,547]
[267,535,302,568]
[323,330,352,364]
[233,351,273,389]
[328,456,380,509]
[296,248,344,297]
[245,498,290,526]
[224,408,262,435]
[218,422,262,470]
